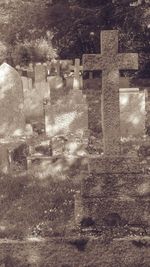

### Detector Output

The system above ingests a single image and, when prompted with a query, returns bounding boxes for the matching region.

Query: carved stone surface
[82,30,138,155]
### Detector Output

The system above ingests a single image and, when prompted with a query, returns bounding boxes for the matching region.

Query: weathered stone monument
[120,88,145,137]
[76,30,150,228]
[0,63,25,137]
[83,30,138,154]
[0,63,25,173]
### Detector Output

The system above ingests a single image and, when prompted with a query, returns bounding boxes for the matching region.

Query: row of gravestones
[0,46,150,172]
[0,60,149,143]
[0,74,148,175]
[18,58,150,141]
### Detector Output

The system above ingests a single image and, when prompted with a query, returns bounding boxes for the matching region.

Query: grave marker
[77,30,149,227]
[0,63,25,137]
[70,59,83,90]
[83,30,138,155]
[35,63,46,82]
[120,88,145,137]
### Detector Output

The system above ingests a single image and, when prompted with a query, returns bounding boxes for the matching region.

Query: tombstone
[47,74,64,105]
[27,63,34,80]
[45,86,88,155]
[144,88,150,136]
[120,88,145,138]
[128,78,150,139]
[24,63,50,124]
[83,30,138,155]
[0,63,25,137]
[35,63,46,82]
[56,60,61,76]
[75,30,150,227]
[70,59,83,90]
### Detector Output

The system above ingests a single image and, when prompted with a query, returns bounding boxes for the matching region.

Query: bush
[12,37,57,65]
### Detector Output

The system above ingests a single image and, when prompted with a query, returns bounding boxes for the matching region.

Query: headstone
[120,88,145,137]
[0,63,25,137]
[28,63,50,122]
[48,76,64,105]
[35,63,46,82]
[83,30,138,155]
[27,63,34,80]
[56,60,61,76]
[45,87,88,155]
[70,59,83,90]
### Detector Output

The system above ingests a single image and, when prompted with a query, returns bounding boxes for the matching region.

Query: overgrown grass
[0,172,78,239]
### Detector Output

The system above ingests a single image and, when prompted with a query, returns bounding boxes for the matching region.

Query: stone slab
[88,156,141,174]
[34,64,46,82]
[45,89,88,138]
[81,195,150,227]
[0,63,25,137]
[82,173,150,198]
[120,89,145,137]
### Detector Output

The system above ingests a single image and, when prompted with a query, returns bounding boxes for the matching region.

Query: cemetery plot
[77,30,150,228]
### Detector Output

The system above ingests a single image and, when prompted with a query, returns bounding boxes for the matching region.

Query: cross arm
[82,54,103,71]
[118,53,138,70]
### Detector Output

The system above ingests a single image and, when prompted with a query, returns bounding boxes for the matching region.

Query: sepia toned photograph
[0,0,149,266]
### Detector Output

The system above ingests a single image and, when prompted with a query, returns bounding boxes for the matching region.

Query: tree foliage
[0,0,149,74]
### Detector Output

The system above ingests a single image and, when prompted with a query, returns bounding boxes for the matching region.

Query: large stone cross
[83,30,138,155]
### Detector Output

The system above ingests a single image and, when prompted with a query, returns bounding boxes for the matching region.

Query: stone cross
[70,58,83,89]
[83,30,138,155]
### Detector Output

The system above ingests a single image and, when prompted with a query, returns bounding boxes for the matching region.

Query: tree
[0,0,149,74]
[44,0,149,76]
